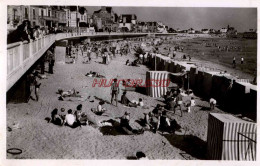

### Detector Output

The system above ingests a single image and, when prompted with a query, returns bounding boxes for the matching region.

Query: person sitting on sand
[156,111,171,132]
[91,101,107,115]
[156,111,181,133]
[126,59,130,66]
[152,104,163,115]
[63,109,78,128]
[50,108,63,126]
[143,112,157,131]
[136,151,148,160]
[121,92,138,107]
[131,98,144,107]
[59,108,67,120]
[74,104,88,126]
[120,112,144,135]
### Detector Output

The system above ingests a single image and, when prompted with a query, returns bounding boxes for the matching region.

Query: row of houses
[7,5,168,33]
[176,25,237,34]
[179,25,256,39]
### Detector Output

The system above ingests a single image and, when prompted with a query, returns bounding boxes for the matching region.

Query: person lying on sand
[66,58,76,64]
[91,101,107,116]
[127,59,140,67]
[57,88,82,100]
[85,71,105,78]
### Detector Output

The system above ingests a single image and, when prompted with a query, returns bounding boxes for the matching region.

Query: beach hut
[207,113,256,160]
[146,71,169,98]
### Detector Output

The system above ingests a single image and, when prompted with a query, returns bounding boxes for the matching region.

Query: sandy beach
[7,35,254,159]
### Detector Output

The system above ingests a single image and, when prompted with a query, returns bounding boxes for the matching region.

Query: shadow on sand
[162,134,207,160]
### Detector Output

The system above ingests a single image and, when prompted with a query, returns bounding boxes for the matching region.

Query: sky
[85,7,257,32]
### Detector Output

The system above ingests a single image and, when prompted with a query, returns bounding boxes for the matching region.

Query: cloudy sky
[85,7,257,32]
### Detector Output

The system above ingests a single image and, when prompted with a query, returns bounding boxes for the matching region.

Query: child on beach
[209,98,217,111]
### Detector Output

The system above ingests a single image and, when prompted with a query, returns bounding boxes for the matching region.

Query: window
[41,9,44,16]
[33,9,36,19]
[13,9,16,20]
[48,9,51,17]
[24,8,28,18]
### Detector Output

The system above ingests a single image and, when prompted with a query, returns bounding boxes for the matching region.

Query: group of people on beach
[66,39,134,65]
[48,104,88,128]
[46,35,223,136]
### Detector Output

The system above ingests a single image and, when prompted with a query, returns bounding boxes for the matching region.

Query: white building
[157,22,167,33]
[220,28,228,33]
[201,29,209,34]
[118,14,137,32]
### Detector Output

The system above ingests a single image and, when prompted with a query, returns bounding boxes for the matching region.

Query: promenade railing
[7,32,150,91]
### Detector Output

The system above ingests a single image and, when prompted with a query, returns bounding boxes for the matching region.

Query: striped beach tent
[146,71,169,98]
[207,113,257,160]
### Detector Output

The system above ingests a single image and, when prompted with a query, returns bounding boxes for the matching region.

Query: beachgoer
[175,89,183,117]
[91,101,107,115]
[209,98,217,111]
[126,59,130,66]
[51,108,63,125]
[63,109,77,127]
[152,104,163,115]
[241,57,244,64]
[33,71,41,101]
[120,112,133,134]
[59,108,66,120]
[232,57,236,68]
[167,98,176,112]
[111,78,120,106]
[156,111,171,132]
[136,151,148,160]
[48,50,55,74]
[74,104,88,126]
[120,112,143,135]
[121,92,138,107]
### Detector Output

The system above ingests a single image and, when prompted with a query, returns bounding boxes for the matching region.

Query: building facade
[118,14,137,32]
[93,6,117,32]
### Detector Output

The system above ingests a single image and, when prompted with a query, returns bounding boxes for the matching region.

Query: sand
[7,36,251,160]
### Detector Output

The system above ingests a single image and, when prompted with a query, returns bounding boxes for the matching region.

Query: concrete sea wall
[146,54,257,121]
